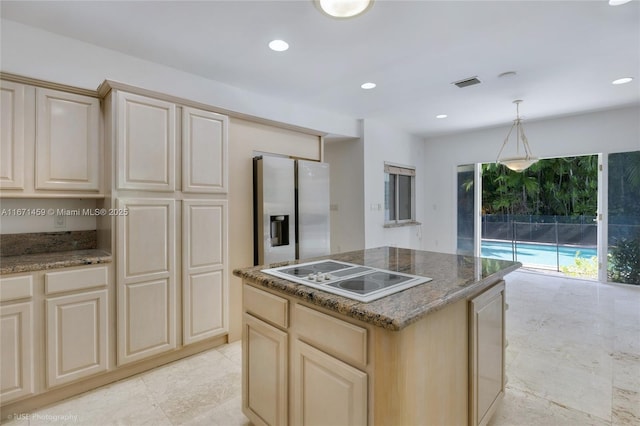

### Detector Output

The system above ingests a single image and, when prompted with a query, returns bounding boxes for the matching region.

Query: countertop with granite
[233,246,521,331]
[0,230,112,274]
[0,249,112,275]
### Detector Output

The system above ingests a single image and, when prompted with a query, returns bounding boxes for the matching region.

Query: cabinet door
[182,107,228,193]
[243,313,288,426]
[117,91,175,191]
[0,302,34,402]
[470,281,506,426]
[35,88,100,191]
[117,198,176,365]
[292,340,367,426]
[183,200,228,344]
[46,290,108,387]
[0,81,25,190]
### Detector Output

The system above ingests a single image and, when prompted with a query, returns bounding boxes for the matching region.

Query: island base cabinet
[242,313,288,426]
[470,280,506,426]
[292,340,367,426]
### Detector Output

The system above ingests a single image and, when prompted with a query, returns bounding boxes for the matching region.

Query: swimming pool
[481,240,597,269]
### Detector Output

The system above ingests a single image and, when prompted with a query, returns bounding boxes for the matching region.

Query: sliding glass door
[457,164,479,256]
[457,152,639,285]
[607,151,640,285]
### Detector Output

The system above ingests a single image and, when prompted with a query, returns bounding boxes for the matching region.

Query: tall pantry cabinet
[100,82,229,366]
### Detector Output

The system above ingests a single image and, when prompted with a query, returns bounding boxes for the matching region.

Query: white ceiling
[1,0,639,138]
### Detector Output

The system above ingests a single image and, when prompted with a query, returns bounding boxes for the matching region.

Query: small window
[385,163,416,224]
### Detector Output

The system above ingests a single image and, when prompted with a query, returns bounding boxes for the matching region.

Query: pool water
[481,240,597,269]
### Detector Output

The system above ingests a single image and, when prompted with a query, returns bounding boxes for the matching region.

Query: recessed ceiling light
[612,77,633,85]
[316,0,374,18]
[361,82,376,90]
[436,114,448,119]
[268,39,289,52]
[609,0,632,5]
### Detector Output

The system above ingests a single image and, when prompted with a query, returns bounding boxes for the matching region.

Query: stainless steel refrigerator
[253,156,330,265]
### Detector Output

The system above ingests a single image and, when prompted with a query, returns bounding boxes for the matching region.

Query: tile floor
[2,269,638,426]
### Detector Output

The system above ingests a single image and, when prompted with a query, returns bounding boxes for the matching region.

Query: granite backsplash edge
[0,230,97,257]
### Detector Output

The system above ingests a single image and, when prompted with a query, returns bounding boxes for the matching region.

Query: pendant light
[496,100,538,172]
[315,0,374,19]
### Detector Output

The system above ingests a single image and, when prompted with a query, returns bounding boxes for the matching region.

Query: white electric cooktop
[261,259,432,303]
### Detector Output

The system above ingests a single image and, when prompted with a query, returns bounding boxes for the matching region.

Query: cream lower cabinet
[469,280,506,426]
[117,198,176,365]
[292,340,367,426]
[44,266,109,388]
[0,274,34,403]
[182,200,228,345]
[242,283,368,426]
[0,302,34,401]
[45,291,108,387]
[243,313,288,426]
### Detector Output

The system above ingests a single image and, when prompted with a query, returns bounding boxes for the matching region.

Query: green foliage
[608,151,640,216]
[608,235,640,285]
[560,253,598,279]
[608,152,640,285]
[480,156,598,216]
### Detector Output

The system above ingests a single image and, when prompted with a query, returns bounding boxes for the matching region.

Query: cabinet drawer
[244,284,288,329]
[0,275,33,302]
[295,304,367,368]
[45,266,108,295]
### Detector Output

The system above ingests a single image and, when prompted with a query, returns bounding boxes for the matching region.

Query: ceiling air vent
[452,76,481,88]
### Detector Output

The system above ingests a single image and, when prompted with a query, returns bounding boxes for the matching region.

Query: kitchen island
[233,246,521,426]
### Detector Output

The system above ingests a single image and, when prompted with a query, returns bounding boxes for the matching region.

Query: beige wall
[324,138,365,253]
[228,118,321,340]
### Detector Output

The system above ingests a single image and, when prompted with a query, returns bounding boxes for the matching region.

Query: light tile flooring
[3,270,639,426]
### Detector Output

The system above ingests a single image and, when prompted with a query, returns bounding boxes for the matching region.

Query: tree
[481,155,598,217]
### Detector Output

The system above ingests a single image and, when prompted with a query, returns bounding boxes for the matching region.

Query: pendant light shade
[496,100,538,172]
[315,0,374,18]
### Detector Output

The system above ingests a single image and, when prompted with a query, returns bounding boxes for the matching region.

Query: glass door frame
[462,157,605,281]
[597,153,607,282]
[474,164,482,257]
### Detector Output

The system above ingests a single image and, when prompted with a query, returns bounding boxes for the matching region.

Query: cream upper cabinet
[116,92,176,192]
[0,81,26,190]
[470,281,506,426]
[182,107,228,193]
[182,200,228,345]
[116,198,176,365]
[1,80,102,196]
[35,88,100,191]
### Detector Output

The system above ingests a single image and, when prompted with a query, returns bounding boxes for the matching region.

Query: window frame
[384,163,417,226]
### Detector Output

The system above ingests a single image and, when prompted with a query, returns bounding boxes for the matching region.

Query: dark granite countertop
[233,246,521,331]
[0,249,112,275]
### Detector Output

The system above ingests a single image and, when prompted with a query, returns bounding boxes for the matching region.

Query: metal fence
[482,215,597,246]
[480,215,597,272]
